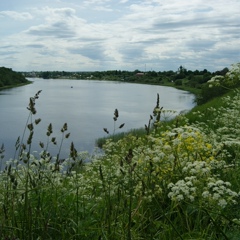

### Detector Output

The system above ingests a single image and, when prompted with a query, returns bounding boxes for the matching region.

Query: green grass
[185,88,239,123]
[96,127,146,148]
[160,78,202,95]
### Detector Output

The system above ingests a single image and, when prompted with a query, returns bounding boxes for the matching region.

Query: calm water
[0,78,195,161]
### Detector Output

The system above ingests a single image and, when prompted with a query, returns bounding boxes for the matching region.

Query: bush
[197,63,240,104]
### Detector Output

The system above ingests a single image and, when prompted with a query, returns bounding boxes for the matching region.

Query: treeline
[17,64,240,105]
[0,67,30,88]
[23,66,229,88]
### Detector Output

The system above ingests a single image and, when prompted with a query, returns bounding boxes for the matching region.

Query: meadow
[0,64,240,239]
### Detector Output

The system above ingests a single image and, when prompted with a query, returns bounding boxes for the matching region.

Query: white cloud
[0,0,240,71]
[0,11,33,20]
[119,0,129,3]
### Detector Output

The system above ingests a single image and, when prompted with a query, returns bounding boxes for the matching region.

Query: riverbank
[96,80,199,147]
[0,80,32,91]
[120,78,201,95]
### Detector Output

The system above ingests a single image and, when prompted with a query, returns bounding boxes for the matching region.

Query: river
[0,78,195,162]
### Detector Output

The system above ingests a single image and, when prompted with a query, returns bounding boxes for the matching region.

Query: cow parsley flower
[168,177,196,202]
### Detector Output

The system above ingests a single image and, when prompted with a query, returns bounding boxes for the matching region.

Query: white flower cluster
[208,75,224,88]
[202,178,239,208]
[226,63,240,84]
[168,176,197,202]
[182,161,211,176]
[207,62,240,88]
[167,176,239,209]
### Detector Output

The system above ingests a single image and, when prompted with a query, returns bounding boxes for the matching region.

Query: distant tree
[214,67,229,76]
[201,73,212,83]
[146,71,158,77]
[178,65,187,74]
[175,79,182,86]
[202,69,208,74]
[188,75,202,87]
[134,69,141,74]
[42,71,51,79]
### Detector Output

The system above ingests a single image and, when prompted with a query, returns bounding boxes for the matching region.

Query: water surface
[0,78,195,161]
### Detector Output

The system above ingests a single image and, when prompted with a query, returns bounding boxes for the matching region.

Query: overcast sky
[0,0,239,72]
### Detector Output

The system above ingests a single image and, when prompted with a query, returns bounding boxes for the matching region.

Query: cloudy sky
[0,0,239,72]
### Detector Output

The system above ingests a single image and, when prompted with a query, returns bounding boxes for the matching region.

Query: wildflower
[218,199,227,208]
[176,194,184,201]
[202,191,210,198]
[168,177,196,202]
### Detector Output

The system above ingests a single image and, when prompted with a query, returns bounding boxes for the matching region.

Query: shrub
[197,63,240,104]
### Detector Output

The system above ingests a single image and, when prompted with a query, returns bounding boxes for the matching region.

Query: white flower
[218,199,227,208]
[213,193,220,200]
[188,195,195,202]
[202,191,210,198]
[216,180,224,186]
[176,194,184,201]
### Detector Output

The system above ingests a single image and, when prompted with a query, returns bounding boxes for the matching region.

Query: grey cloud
[53,8,76,17]
[68,44,106,61]
[186,39,216,52]
[38,49,54,56]
[0,50,19,55]
[214,48,240,58]
[152,17,226,30]
[119,44,146,61]
[26,44,45,48]
[219,25,240,38]
[0,45,12,49]
[124,55,183,72]
[135,37,169,45]
[26,21,76,38]
[74,36,105,42]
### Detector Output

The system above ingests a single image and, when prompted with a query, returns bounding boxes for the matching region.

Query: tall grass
[0,88,240,239]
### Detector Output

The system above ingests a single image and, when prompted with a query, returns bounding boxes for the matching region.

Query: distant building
[136,72,145,77]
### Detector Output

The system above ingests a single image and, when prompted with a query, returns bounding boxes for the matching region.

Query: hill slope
[0,67,31,89]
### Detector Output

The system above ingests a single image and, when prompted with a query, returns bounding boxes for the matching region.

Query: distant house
[136,72,145,77]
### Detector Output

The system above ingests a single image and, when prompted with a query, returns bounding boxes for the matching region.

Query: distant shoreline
[0,77,199,96]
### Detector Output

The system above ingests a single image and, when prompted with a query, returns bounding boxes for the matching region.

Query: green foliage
[175,79,183,86]
[197,63,240,104]
[0,67,30,89]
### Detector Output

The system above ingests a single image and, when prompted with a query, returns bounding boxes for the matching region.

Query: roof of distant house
[136,72,145,76]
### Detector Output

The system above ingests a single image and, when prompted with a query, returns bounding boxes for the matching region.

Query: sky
[0,0,239,72]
